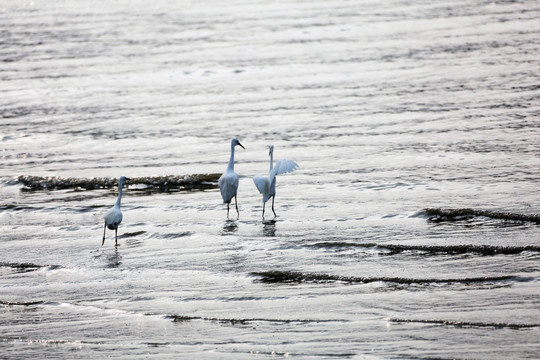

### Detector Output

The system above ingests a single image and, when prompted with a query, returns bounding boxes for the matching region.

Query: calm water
[1,0,540,358]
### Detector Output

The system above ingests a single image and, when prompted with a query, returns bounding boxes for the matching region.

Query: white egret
[218,138,245,217]
[102,176,128,246]
[253,145,298,218]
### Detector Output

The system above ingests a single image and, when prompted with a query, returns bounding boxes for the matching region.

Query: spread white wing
[253,175,269,195]
[271,159,299,178]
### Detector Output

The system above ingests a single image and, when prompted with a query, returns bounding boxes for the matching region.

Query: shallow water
[1,0,540,358]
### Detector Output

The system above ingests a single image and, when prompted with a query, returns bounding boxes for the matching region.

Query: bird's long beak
[238,141,245,149]
[102,238,105,246]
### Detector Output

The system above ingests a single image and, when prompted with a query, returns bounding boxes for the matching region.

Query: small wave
[0,204,45,211]
[251,271,514,285]
[381,244,540,256]
[0,299,44,306]
[122,231,147,237]
[424,208,540,224]
[0,262,63,272]
[310,242,540,255]
[389,318,540,329]
[1,338,81,345]
[154,231,193,239]
[146,342,170,347]
[16,174,220,191]
[163,314,341,324]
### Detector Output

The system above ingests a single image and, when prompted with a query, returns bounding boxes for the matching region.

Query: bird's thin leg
[235,196,239,217]
[102,223,107,246]
[262,201,266,219]
[271,196,276,217]
[226,203,230,218]
[115,228,118,247]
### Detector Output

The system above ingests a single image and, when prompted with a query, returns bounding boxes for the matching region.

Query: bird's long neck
[227,143,236,172]
[269,150,274,172]
[115,182,123,207]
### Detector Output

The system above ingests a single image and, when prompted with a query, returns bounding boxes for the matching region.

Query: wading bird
[253,145,298,218]
[218,138,245,217]
[102,176,128,246]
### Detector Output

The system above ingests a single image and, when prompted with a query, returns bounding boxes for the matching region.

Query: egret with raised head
[218,138,245,217]
[253,145,298,218]
[102,176,128,246]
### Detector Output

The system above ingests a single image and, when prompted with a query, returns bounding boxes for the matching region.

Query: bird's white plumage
[219,138,244,216]
[253,145,298,217]
[102,176,127,246]
[271,158,299,178]
[104,205,122,230]
[253,175,273,202]
[218,171,239,203]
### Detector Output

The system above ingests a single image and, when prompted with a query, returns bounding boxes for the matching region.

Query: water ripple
[251,270,515,285]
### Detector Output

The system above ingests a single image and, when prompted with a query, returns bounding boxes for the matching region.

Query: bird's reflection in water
[221,220,238,235]
[105,247,122,268]
[262,219,277,237]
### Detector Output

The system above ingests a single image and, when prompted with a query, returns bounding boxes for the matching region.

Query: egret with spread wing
[253,145,298,218]
[218,138,245,218]
[102,176,128,246]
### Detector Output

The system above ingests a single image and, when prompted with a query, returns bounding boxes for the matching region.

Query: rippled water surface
[1,0,540,358]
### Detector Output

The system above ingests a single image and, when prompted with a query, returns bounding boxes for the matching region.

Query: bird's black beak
[238,142,245,149]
